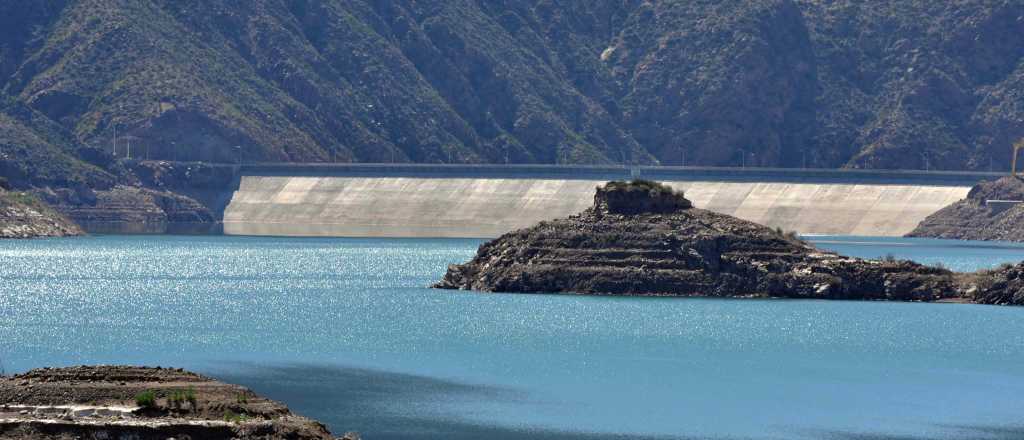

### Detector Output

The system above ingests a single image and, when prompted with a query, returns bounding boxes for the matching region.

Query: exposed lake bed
[2,235,1024,439]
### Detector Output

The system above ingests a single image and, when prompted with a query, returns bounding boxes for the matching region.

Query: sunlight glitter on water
[1,235,1023,439]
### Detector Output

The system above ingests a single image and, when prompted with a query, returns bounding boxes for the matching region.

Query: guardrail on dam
[223,164,993,238]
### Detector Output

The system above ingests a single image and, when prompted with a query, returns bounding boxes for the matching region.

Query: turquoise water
[2,235,1024,439]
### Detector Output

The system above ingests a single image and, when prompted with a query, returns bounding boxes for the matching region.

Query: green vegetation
[167,387,197,409]
[223,409,250,424]
[135,390,157,408]
[236,393,248,405]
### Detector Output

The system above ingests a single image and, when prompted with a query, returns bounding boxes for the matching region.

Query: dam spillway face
[222,176,970,238]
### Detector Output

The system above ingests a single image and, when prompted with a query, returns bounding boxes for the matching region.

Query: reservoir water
[2,235,1024,439]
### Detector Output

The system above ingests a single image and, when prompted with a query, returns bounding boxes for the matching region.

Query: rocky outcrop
[907,176,1024,241]
[0,190,82,238]
[596,180,692,214]
[435,181,958,301]
[965,263,1024,306]
[36,184,217,234]
[0,366,356,440]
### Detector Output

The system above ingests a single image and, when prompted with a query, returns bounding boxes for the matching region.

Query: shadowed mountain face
[1,0,1024,188]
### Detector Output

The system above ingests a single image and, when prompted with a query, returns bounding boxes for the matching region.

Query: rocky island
[908,176,1024,242]
[0,365,356,440]
[435,180,1022,306]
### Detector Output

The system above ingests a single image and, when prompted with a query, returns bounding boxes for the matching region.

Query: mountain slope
[0,0,1023,178]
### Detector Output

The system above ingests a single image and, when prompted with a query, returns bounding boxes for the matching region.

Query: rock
[0,366,342,440]
[435,180,959,302]
[0,190,83,239]
[960,262,1024,306]
[595,180,692,215]
[40,185,216,234]
[908,176,1024,242]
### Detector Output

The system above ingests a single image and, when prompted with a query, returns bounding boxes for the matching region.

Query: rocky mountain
[2,0,1024,184]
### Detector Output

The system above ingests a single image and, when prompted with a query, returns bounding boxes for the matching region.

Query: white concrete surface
[223,176,971,238]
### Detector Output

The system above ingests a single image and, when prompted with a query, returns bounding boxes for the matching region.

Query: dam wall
[223,165,980,238]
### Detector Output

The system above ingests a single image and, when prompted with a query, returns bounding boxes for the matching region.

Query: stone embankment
[0,189,82,238]
[0,366,357,440]
[436,180,1023,306]
[908,176,1024,242]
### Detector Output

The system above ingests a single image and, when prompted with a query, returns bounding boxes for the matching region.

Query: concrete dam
[222,165,989,238]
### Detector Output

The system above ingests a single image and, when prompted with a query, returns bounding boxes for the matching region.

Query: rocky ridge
[435,181,960,302]
[0,365,356,440]
[907,176,1024,241]
[2,1,1024,174]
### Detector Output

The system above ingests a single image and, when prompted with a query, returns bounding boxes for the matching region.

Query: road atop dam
[223,164,996,238]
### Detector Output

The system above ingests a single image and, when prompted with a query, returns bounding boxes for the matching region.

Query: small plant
[236,393,248,404]
[167,387,198,410]
[135,390,157,408]
[883,253,897,263]
[185,386,197,406]
[223,409,250,424]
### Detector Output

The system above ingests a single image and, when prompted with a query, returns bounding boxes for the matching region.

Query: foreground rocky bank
[435,181,1021,306]
[908,176,1024,242]
[0,366,356,440]
[0,188,82,238]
